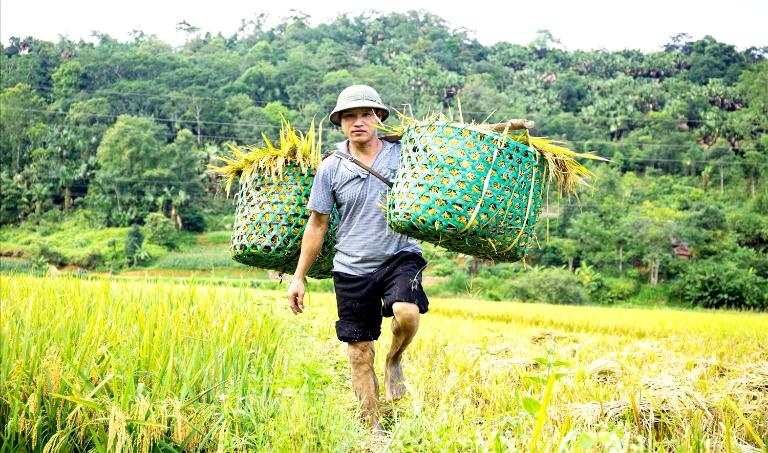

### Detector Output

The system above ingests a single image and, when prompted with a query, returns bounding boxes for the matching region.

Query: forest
[1,11,766,309]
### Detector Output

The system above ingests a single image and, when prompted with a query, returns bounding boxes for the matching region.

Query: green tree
[124,224,145,266]
[552,72,589,112]
[89,115,165,225]
[687,36,746,84]
[550,237,579,272]
[51,60,84,109]
[144,212,179,249]
[625,202,684,285]
[1,37,60,90]
[0,84,49,174]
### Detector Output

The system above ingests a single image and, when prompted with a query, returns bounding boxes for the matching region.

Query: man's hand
[287,278,306,314]
[287,211,328,315]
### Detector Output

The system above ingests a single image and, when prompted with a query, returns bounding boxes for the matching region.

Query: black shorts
[332,251,429,343]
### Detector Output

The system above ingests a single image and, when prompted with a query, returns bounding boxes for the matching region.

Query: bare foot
[384,355,407,402]
[364,425,389,453]
[372,421,386,437]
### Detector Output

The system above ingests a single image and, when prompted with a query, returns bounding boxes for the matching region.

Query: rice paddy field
[1,274,767,452]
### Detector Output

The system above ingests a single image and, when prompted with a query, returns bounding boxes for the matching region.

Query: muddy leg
[385,302,420,402]
[348,341,383,431]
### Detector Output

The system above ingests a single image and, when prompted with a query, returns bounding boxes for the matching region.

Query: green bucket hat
[329,85,390,126]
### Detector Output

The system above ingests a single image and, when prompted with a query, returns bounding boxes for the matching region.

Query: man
[286,85,428,431]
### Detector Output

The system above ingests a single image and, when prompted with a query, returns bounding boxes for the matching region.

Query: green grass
[148,245,243,271]
[0,214,168,268]
[0,218,238,274]
[196,230,232,245]
[0,257,38,275]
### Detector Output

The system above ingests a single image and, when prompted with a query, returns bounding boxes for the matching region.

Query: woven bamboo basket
[387,121,546,262]
[230,164,337,279]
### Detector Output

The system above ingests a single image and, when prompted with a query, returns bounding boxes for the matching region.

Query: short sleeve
[307,158,334,214]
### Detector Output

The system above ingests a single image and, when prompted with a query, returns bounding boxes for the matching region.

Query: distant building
[673,244,691,260]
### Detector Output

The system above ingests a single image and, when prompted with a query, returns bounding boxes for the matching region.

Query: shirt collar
[335,139,390,178]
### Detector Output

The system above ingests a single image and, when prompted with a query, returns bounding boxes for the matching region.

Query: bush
[599,277,639,303]
[430,267,588,304]
[501,267,589,305]
[124,225,152,267]
[748,254,768,279]
[428,260,457,277]
[29,243,68,267]
[575,264,604,296]
[145,213,179,250]
[478,262,522,279]
[429,271,472,297]
[673,261,767,310]
[179,205,206,233]
[477,275,510,301]
[71,249,105,269]
[124,225,144,258]
[421,245,458,277]
[628,284,673,306]
[730,211,768,251]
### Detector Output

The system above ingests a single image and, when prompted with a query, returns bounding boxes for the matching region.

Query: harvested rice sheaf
[208,116,323,196]
[569,375,714,431]
[207,117,335,278]
[568,365,768,450]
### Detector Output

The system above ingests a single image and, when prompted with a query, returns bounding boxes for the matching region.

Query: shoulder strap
[332,151,394,188]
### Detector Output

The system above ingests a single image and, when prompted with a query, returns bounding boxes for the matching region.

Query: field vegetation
[2,274,766,451]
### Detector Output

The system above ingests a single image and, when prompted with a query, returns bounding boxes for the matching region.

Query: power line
[21,83,313,110]
[2,122,759,167]
[11,83,377,115]
[6,106,765,150]
[12,84,765,126]
[2,106,322,131]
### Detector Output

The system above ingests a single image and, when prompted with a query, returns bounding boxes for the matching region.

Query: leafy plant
[600,277,639,303]
[674,261,767,310]
[124,224,143,256]
[522,349,569,451]
[144,212,179,250]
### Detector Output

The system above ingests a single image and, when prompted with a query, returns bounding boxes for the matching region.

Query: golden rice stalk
[584,357,625,384]
[716,361,768,442]
[207,116,323,195]
[378,111,607,199]
[569,375,714,434]
[107,405,129,453]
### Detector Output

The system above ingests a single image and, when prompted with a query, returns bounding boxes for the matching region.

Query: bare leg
[385,302,420,402]
[347,341,383,432]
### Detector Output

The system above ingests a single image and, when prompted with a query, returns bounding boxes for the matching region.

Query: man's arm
[286,211,330,314]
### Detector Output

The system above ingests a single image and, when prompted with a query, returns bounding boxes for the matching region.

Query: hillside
[1,12,766,308]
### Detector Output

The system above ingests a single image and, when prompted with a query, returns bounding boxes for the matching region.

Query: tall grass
[2,274,766,451]
[0,275,364,451]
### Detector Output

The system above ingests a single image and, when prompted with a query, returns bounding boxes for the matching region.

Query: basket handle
[489,119,535,131]
[380,118,535,141]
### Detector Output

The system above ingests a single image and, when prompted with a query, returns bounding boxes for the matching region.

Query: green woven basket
[231,164,336,278]
[387,121,546,262]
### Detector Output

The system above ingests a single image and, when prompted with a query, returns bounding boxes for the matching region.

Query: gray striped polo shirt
[307,139,421,276]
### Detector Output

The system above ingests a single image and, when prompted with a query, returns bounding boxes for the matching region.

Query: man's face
[339,108,383,145]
